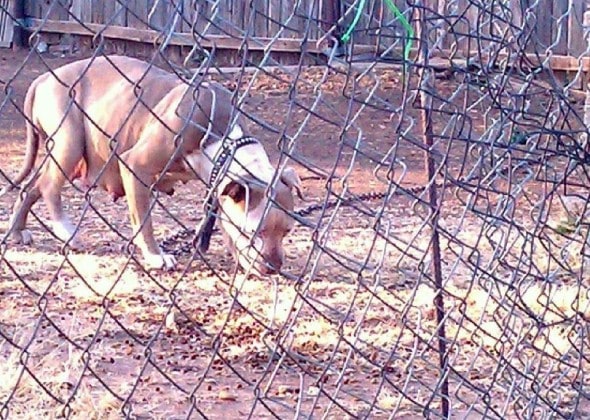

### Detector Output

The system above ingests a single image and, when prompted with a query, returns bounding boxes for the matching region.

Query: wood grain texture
[25,18,324,53]
[17,0,589,68]
[569,0,586,56]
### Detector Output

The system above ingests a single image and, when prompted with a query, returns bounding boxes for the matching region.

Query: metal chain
[160,183,437,257]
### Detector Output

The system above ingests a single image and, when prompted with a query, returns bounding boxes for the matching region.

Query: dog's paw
[51,219,81,250]
[65,237,83,251]
[12,229,33,245]
[143,252,177,271]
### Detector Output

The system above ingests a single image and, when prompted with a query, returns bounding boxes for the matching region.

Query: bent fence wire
[1,0,590,418]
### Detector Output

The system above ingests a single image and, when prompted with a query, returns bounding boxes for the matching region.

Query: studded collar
[197,135,258,253]
[208,135,259,187]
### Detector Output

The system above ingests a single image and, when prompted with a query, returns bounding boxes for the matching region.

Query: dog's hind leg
[7,175,42,245]
[10,120,83,248]
[32,126,85,249]
[8,161,81,248]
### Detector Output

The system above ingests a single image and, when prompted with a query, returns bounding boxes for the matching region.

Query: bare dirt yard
[1,48,590,419]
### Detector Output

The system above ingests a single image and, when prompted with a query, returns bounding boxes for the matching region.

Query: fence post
[416,1,450,418]
[321,0,343,54]
[10,0,25,49]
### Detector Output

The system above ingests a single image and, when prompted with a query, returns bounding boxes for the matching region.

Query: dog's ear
[221,180,247,203]
[280,167,305,200]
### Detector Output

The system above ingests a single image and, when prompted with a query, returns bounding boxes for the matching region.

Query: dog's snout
[261,253,283,274]
[260,265,279,275]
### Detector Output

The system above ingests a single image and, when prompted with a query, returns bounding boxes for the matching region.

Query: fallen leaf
[306,386,320,396]
[218,389,237,401]
[165,310,178,333]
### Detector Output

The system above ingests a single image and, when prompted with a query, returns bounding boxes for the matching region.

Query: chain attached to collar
[160,181,447,257]
[161,189,392,258]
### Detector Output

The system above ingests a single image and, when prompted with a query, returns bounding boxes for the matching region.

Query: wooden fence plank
[568,0,585,56]
[534,0,552,50]
[552,0,568,55]
[92,0,104,24]
[183,0,210,37]
[147,0,168,31]
[209,0,222,35]
[256,0,269,37]
[82,0,92,23]
[11,0,26,47]
[35,0,69,21]
[269,0,283,36]
[126,0,148,30]
[167,0,180,32]
[458,0,474,56]
[102,0,114,25]
[70,0,80,20]
[224,0,239,36]
[102,0,126,26]
[0,0,13,47]
[25,17,326,53]
[307,0,320,43]
[180,0,191,33]
[24,0,38,18]
[70,0,91,23]
[280,0,299,38]
[31,0,68,19]
[216,0,238,36]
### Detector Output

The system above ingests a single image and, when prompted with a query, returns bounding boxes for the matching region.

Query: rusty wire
[1,0,590,418]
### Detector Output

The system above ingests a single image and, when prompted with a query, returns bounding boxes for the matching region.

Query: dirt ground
[1,48,590,419]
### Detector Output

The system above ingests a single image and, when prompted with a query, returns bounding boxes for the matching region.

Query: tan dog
[1,55,302,275]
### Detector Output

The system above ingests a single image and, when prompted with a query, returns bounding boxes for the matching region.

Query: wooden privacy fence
[20,0,337,55]
[3,1,590,74]
[0,0,14,47]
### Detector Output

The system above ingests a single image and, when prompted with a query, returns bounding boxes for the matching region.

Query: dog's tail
[0,83,41,197]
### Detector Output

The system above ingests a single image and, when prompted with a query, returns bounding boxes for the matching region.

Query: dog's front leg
[118,152,177,271]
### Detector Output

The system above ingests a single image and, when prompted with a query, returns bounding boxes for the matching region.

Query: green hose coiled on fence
[340,0,414,62]
[340,0,367,44]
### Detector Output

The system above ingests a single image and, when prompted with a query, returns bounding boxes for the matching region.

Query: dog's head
[193,118,302,276]
[215,166,302,276]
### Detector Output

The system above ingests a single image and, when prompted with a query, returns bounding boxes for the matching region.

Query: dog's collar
[208,136,259,187]
[198,135,258,254]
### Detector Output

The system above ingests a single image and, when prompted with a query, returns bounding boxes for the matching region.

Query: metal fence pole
[416,1,450,417]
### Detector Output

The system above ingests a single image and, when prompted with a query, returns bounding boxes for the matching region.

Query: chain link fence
[1,0,590,418]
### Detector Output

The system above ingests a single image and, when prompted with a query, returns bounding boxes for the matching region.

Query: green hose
[340,0,413,62]
[340,0,367,44]
[383,0,413,61]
